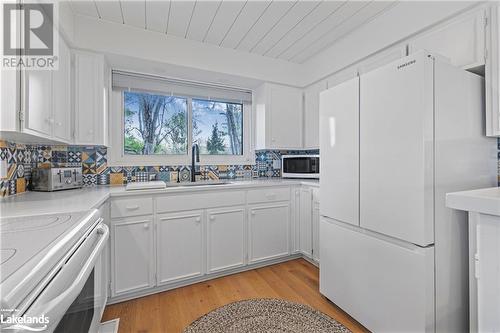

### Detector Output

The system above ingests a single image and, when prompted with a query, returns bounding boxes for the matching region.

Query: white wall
[72,15,305,88]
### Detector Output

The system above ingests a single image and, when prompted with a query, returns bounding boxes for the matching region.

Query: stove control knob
[65,179,72,184]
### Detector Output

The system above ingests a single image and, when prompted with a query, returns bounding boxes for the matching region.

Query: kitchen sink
[165,180,232,187]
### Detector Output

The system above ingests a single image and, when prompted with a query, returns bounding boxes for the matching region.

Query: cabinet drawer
[247,187,290,204]
[156,191,245,213]
[111,197,153,218]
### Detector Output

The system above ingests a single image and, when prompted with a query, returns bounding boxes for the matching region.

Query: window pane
[192,99,243,155]
[124,91,187,155]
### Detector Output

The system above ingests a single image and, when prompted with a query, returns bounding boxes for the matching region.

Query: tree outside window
[124,91,244,157]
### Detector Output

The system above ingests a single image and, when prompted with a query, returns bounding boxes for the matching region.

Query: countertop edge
[446,187,500,216]
[0,180,319,218]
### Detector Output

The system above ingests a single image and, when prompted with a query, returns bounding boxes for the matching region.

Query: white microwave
[281,155,319,179]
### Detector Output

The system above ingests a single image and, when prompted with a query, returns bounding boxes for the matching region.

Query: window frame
[108,89,254,167]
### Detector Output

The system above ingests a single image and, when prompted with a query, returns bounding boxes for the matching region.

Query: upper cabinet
[73,50,108,146]
[408,9,486,70]
[254,83,303,149]
[15,37,72,143]
[0,36,109,146]
[486,4,500,136]
[303,81,326,149]
[52,39,72,142]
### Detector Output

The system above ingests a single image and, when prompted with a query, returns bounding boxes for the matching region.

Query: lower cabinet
[312,201,320,262]
[111,216,155,296]
[299,188,313,257]
[207,207,246,273]
[248,203,290,263]
[156,211,204,285]
[108,185,318,302]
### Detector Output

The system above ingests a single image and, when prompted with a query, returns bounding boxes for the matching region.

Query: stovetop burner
[0,214,73,233]
[1,249,16,264]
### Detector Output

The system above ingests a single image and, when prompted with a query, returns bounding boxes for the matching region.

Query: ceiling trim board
[234,0,273,49]
[261,0,323,56]
[275,0,348,58]
[202,1,224,42]
[248,0,299,52]
[288,1,374,62]
[219,0,249,46]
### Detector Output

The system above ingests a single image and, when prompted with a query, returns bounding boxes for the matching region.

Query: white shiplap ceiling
[68,0,397,64]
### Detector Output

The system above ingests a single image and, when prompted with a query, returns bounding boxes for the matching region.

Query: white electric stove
[0,209,109,332]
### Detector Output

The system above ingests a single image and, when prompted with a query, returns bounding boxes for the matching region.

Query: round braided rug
[182,298,352,333]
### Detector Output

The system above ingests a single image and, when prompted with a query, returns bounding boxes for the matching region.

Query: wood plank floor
[102,259,368,333]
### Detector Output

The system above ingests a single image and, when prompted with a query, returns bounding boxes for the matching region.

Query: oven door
[22,222,109,333]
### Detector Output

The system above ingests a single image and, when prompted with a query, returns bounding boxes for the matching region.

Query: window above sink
[108,71,254,166]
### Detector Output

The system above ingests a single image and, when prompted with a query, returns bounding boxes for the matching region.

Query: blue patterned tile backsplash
[0,140,319,196]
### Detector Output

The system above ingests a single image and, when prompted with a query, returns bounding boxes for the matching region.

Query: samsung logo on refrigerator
[397,60,416,70]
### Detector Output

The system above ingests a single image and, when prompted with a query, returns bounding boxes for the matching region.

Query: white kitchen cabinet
[408,9,486,69]
[111,216,155,296]
[312,189,320,262]
[24,69,52,137]
[254,83,303,149]
[1,35,72,144]
[248,203,290,263]
[299,188,312,258]
[206,207,246,273]
[156,211,204,284]
[52,38,72,142]
[319,77,359,226]
[486,4,500,136]
[73,50,107,145]
[291,188,301,254]
[303,81,326,149]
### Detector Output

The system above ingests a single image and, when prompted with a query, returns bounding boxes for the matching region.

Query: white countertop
[446,187,500,216]
[0,179,319,218]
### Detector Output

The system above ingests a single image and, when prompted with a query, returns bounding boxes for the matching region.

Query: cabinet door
[299,188,312,258]
[409,9,485,69]
[304,81,326,149]
[24,69,52,136]
[74,51,104,145]
[112,217,154,296]
[312,202,320,262]
[486,5,500,137]
[52,37,72,142]
[268,85,302,148]
[157,211,203,285]
[248,203,290,263]
[206,207,246,273]
[319,76,359,226]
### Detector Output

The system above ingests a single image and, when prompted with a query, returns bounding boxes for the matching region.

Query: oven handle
[29,221,109,327]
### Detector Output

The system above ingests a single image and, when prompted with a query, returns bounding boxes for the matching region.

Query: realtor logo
[1,1,58,69]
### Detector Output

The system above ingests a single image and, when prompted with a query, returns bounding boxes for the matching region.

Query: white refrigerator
[319,51,497,332]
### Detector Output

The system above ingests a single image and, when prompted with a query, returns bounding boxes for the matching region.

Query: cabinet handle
[195,217,201,222]
[125,205,139,210]
[251,210,256,216]
[265,193,276,199]
[209,216,215,221]
[143,223,149,229]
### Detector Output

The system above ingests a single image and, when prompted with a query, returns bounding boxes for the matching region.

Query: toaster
[31,167,83,191]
